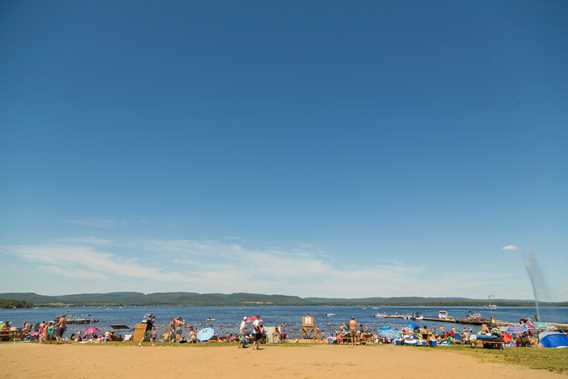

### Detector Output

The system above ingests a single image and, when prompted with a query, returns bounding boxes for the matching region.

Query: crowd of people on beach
[1,313,565,349]
[0,317,67,344]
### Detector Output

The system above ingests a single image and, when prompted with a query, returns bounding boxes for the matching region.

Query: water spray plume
[523,251,550,321]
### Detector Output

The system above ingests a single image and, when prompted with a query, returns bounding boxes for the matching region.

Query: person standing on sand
[168,318,176,343]
[175,317,185,342]
[55,316,66,343]
[348,317,358,345]
[252,315,264,350]
[141,313,155,345]
[239,317,248,348]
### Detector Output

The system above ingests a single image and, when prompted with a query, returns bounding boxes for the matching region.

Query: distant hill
[0,292,566,307]
[0,298,33,309]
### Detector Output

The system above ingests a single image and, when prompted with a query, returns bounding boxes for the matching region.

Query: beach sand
[0,343,563,379]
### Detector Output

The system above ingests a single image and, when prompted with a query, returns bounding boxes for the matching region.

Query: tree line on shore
[0,299,33,309]
[1,292,567,308]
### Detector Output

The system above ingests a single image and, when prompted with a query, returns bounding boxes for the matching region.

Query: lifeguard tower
[300,314,320,340]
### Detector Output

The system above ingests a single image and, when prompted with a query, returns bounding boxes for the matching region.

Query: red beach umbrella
[83,327,100,335]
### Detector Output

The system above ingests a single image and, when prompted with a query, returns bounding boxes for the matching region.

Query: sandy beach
[0,343,564,379]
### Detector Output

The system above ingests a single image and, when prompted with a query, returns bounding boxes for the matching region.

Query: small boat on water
[206,317,215,322]
[466,312,483,321]
[55,314,99,324]
[376,313,411,319]
[421,310,457,323]
[438,310,454,321]
[325,313,336,317]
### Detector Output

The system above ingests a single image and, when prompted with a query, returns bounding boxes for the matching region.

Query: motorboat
[437,310,455,321]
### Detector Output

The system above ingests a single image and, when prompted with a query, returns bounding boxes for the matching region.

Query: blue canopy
[539,332,568,348]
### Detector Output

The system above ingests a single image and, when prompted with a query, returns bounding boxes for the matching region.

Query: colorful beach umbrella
[505,324,528,335]
[197,327,214,342]
[407,321,419,330]
[83,327,100,335]
[377,327,399,339]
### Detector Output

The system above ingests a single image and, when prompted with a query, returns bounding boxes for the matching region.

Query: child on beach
[348,317,358,345]
[38,321,46,344]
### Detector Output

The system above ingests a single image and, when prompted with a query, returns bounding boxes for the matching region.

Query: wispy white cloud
[63,217,149,229]
[502,244,520,252]
[64,218,126,229]
[1,238,564,300]
[39,265,108,280]
[54,237,112,246]
[1,239,425,296]
[1,243,187,284]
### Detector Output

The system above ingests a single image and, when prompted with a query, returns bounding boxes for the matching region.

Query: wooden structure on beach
[132,323,147,345]
[300,314,321,340]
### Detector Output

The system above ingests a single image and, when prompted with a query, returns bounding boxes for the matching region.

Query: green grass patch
[449,346,568,374]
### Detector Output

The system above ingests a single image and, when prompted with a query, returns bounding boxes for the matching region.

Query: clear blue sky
[1,0,567,299]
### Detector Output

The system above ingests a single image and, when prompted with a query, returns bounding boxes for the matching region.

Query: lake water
[2,306,567,338]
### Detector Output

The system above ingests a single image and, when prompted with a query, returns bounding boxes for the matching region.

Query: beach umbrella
[197,327,215,342]
[407,321,419,330]
[539,332,568,348]
[377,327,399,339]
[83,327,100,335]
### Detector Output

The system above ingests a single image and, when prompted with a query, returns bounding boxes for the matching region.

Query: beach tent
[539,332,568,348]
